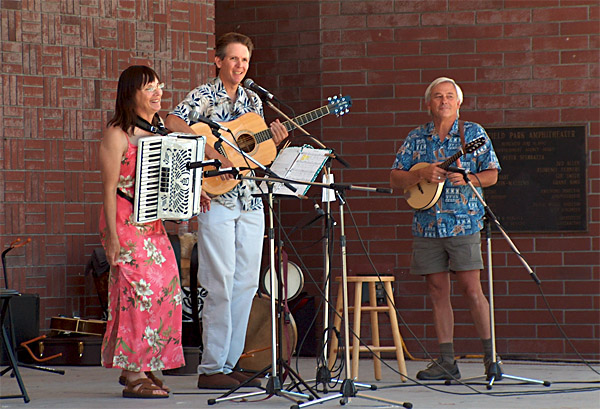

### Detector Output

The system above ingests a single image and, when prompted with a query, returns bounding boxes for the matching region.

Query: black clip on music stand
[444,168,551,390]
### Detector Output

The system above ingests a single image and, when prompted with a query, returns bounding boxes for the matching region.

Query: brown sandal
[119,372,170,392]
[122,378,168,399]
[146,371,171,392]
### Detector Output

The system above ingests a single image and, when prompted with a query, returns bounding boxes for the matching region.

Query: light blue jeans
[196,200,264,375]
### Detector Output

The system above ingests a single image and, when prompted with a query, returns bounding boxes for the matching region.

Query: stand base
[208,359,319,405]
[0,362,65,376]
[292,379,411,409]
[445,361,551,390]
[315,365,331,392]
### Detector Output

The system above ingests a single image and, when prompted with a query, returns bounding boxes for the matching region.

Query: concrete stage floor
[1,357,599,408]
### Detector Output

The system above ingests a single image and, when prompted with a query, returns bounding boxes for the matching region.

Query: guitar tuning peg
[328,96,332,102]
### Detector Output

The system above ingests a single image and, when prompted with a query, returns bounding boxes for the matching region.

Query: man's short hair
[215,32,254,59]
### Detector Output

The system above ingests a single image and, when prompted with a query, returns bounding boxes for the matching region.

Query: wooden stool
[328,275,407,381]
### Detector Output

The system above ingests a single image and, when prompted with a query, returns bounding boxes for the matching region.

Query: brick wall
[216,0,599,360]
[1,0,215,327]
[1,0,597,361]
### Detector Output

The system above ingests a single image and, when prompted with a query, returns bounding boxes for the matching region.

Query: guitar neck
[253,105,331,143]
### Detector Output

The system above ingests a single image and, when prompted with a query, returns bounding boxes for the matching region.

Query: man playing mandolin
[390,77,501,380]
[165,32,287,390]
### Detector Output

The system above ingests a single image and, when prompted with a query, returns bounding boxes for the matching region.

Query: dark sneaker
[416,359,461,380]
[197,373,240,390]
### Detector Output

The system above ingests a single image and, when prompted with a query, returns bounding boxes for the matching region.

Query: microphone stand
[232,174,408,409]
[264,100,351,169]
[204,130,317,405]
[446,169,551,390]
[271,181,409,409]
[263,99,351,393]
[209,178,318,406]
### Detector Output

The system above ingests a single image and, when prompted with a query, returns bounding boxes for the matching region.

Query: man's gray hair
[424,77,464,116]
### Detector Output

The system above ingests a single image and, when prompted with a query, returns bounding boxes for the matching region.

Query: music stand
[259,102,350,394]
[444,169,551,390]
[208,182,319,406]
[214,172,410,408]
[208,146,333,405]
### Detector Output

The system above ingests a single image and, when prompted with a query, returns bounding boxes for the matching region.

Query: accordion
[133,133,206,223]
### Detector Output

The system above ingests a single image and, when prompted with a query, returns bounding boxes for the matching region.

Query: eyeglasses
[143,83,165,93]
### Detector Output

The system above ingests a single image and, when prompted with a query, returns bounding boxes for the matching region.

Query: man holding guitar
[165,32,288,390]
[390,77,501,380]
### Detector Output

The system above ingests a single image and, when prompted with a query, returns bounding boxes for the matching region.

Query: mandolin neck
[438,148,465,170]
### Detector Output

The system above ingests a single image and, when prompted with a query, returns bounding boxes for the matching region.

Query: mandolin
[404,136,486,210]
[50,317,107,337]
[191,95,352,196]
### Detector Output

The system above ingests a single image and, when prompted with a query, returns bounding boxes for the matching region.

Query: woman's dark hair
[215,32,254,60]
[107,65,161,133]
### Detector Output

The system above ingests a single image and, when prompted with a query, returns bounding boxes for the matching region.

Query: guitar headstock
[465,136,486,154]
[327,95,352,117]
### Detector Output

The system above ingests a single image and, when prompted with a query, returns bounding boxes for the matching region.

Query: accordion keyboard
[134,134,205,223]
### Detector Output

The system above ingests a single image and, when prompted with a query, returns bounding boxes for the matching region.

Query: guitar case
[22,334,102,366]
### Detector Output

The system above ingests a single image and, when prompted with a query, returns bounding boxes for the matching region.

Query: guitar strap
[135,114,170,136]
[119,115,168,207]
[116,188,134,205]
[458,120,465,150]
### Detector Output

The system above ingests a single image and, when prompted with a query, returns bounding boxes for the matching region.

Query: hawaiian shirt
[170,77,265,211]
[392,119,501,238]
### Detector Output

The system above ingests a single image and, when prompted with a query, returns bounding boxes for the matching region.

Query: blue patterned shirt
[392,120,501,238]
[170,77,265,211]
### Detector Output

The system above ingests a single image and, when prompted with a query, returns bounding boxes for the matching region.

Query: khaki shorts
[410,232,484,276]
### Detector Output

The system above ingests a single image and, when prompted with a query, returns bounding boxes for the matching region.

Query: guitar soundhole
[237,133,255,153]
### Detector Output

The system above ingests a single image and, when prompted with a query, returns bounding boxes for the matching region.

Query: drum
[261,261,304,301]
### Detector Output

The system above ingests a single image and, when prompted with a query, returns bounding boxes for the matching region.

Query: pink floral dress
[99,135,184,372]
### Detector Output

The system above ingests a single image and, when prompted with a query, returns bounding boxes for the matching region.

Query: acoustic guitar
[404,136,486,210]
[191,95,352,196]
[50,317,107,337]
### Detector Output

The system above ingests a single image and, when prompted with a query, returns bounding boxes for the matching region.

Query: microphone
[203,167,243,178]
[186,159,221,170]
[243,78,277,101]
[189,111,230,132]
[289,202,325,235]
[204,168,240,178]
[446,166,470,175]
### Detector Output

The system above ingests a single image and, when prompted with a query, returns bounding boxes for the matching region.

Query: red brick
[421,11,475,26]
[533,7,589,22]
[343,29,394,43]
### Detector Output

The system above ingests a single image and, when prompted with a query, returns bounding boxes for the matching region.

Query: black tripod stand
[0,239,65,403]
[446,169,551,390]
[293,185,412,409]
[208,182,320,405]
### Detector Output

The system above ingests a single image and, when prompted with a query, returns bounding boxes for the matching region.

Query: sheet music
[260,145,332,196]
